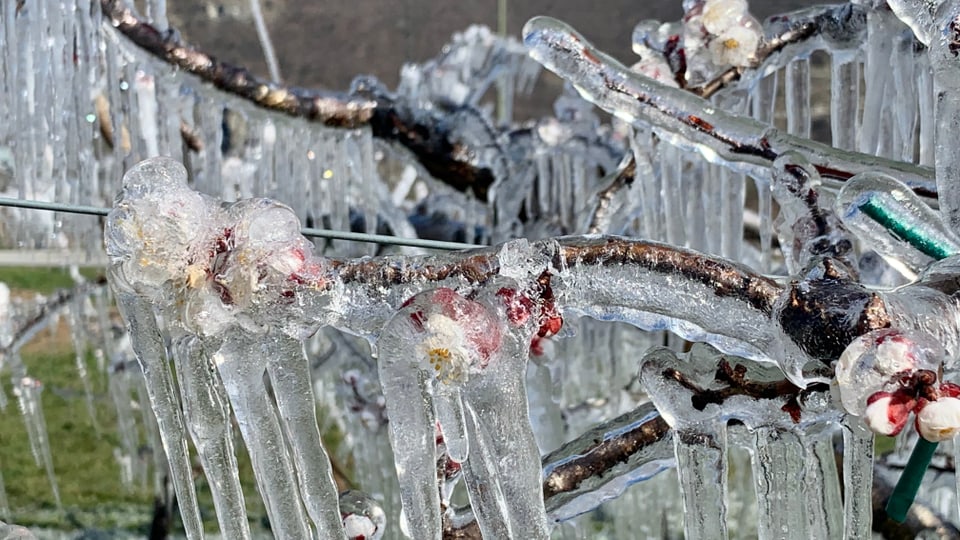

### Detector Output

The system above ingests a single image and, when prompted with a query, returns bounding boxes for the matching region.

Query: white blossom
[701,0,749,35]
[917,397,960,442]
[707,25,760,67]
[416,313,474,384]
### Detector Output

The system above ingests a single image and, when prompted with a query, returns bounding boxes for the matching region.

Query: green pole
[885,438,939,522]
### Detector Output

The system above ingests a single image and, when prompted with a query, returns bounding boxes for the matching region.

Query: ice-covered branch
[523,16,937,198]
[99,0,500,200]
[107,157,929,387]
[100,0,374,128]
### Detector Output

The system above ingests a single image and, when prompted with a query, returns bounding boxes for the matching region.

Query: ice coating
[106,159,348,539]
[835,328,942,416]
[770,151,855,275]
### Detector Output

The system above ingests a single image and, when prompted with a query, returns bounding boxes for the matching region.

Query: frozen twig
[523,16,937,198]
[100,0,373,127]
[1,278,107,356]
[695,3,869,98]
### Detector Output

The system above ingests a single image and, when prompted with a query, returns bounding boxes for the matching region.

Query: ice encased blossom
[835,328,941,416]
[707,25,760,67]
[105,157,220,293]
[339,490,386,540]
[700,0,749,35]
[917,397,960,442]
[378,285,549,539]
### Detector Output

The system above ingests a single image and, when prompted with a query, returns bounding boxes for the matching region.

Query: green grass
[0,344,154,529]
[0,267,104,295]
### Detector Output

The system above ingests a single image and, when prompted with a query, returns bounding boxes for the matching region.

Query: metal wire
[0,196,483,251]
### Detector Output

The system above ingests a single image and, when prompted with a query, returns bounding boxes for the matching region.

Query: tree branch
[99,0,500,200]
[1,277,107,356]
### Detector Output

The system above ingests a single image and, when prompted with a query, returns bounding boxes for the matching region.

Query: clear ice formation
[11,0,960,537]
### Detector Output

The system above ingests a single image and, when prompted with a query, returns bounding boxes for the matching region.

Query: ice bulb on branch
[835,328,941,417]
[378,286,549,539]
[834,328,960,441]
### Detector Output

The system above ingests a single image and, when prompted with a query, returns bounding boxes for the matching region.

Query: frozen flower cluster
[106,158,328,337]
[836,328,960,442]
[629,0,762,88]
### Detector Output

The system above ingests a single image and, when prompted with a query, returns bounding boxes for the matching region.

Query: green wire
[859,194,959,523]
[858,196,954,260]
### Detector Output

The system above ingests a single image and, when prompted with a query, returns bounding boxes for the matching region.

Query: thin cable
[0,197,483,251]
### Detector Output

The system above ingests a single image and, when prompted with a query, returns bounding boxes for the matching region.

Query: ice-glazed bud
[835,328,941,416]
[863,391,916,436]
[403,288,502,384]
[707,25,760,67]
[210,198,315,310]
[916,397,960,442]
[339,490,386,540]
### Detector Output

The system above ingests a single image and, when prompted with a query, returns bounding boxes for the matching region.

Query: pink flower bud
[863,391,915,436]
[916,397,960,442]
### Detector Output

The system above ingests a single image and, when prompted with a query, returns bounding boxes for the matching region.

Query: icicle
[113,293,205,538]
[802,430,844,537]
[10,367,60,510]
[67,296,101,433]
[785,59,811,139]
[890,32,917,163]
[173,335,251,540]
[842,418,875,540]
[108,354,141,489]
[264,333,348,539]
[830,55,859,152]
[0,469,8,522]
[211,329,312,540]
[858,9,893,157]
[751,427,809,539]
[659,144,687,247]
[673,427,728,540]
[755,176,774,272]
[917,55,935,167]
